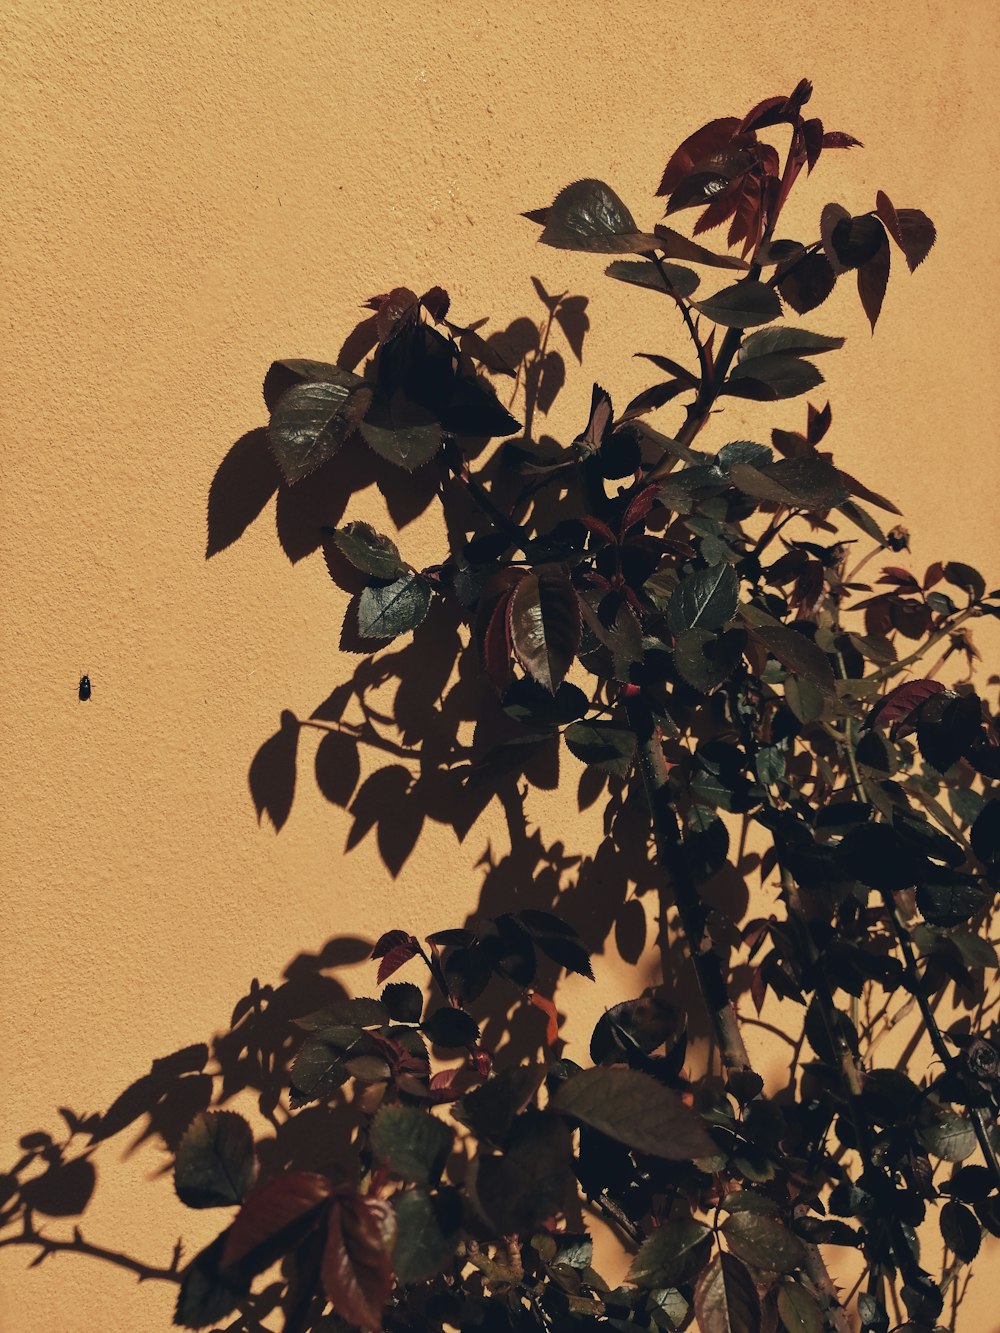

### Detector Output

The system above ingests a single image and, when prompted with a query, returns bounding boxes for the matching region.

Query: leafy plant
[176,79,1000,1332]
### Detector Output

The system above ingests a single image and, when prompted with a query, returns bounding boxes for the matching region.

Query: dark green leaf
[776,1278,823,1333]
[717,441,772,469]
[392,1188,462,1285]
[739,605,836,696]
[691,282,782,329]
[174,1112,257,1210]
[380,982,424,1023]
[268,372,372,483]
[971,800,1000,868]
[552,1064,715,1159]
[740,328,845,359]
[263,357,348,412]
[726,354,824,402]
[174,1232,248,1329]
[917,876,991,928]
[729,457,847,508]
[606,259,700,298]
[940,1200,981,1263]
[667,562,740,633]
[838,499,886,545]
[329,521,405,580]
[536,178,659,253]
[564,720,636,776]
[454,1064,547,1147]
[534,934,594,979]
[673,628,745,693]
[653,223,751,270]
[917,1109,976,1162]
[359,393,442,470]
[422,1006,480,1048]
[721,1212,806,1273]
[475,1111,574,1234]
[356,574,431,640]
[509,566,582,694]
[629,1218,713,1289]
[370,1106,454,1186]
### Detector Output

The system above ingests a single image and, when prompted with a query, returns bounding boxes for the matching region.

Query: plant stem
[626,695,751,1073]
[652,254,709,386]
[880,898,1000,1192]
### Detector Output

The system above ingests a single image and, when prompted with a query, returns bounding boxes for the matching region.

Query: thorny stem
[651,253,709,387]
[880,898,1000,1193]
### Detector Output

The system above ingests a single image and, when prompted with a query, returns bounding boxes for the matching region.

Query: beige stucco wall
[3,1,999,1329]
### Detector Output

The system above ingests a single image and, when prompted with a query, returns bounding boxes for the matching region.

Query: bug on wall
[79,674,91,701]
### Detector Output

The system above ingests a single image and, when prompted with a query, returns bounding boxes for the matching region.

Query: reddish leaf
[622,485,660,534]
[322,1194,396,1331]
[222,1173,333,1273]
[509,566,582,694]
[837,467,902,515]
[822,130,863,149]
[475,569,525,694]
[621,380,690,419]
[581,515,618,547]
[924,561,945,590]
[751,967,767,1015]
[728,173,763,255]
[372,931,421,984]
[574,383,613,451]
[875,191,936,271]
[529,992,560,1046]
[420,286,450,323]
[865,678,947,735]
[694,1251,761,1333]
[375,287,420,343]
[858,227,891,330]
[692,175,746,235]
[739,94,789,133]
[802,117,824,172]
[776,251,837,314]
[657,117,741,196]
[878,565,920,587]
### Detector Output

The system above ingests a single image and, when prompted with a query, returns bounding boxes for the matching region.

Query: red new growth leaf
[864,679,947,736]
[858,225,891,330]
[807,401,832,444]
[656,117,741,196]
[420,286,450,323]
[875,191,936,271]
[529,991,561,1047]
[822,130,863,149]
[322,1194,396,1332]
[375,287,420,343]
[475,569,525,694]
[509,566,582,694]
[222,1173,334,1273]
[371,930,420,984]
[622,485,660,535]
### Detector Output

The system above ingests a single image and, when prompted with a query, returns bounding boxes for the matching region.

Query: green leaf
[725,355,824,401]
[667,562,740,633]
[454,1064,547,1147]
[174,1233,248,1329]
[721,1212,806,1273]
[739,327,844,359]
[474,1111,574,1234]
[738,604,836,696]
[673,628,745,694]
[392,1188,462,1285]
[537,178,660,253]
[329,521,405,580]
[174,1111,258,1210]
[693,1252,761,1333]
[629,1218,713,1288]
[564,720,636,775]
[370,1106,454,1187]
[268,372,372,483]
[971,799,1000,867]
[359,393,443,470]
[691,281,782,329]
[552,1065,715,1160]
[917,1109,976,1162]
[917,877,990,927]
[729,457,847,509]
[653,223,750,270]
[606,259,700,298]
[263,357,348,411]
[940,1200,981,1263]
[776,1278,824,1333]
[509,566,582,694]
[356,574,431,640]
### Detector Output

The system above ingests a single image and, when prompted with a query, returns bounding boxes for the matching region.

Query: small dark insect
[79,674,91,701]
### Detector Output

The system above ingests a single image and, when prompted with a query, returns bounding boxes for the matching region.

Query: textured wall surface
[3,1,999,1329]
